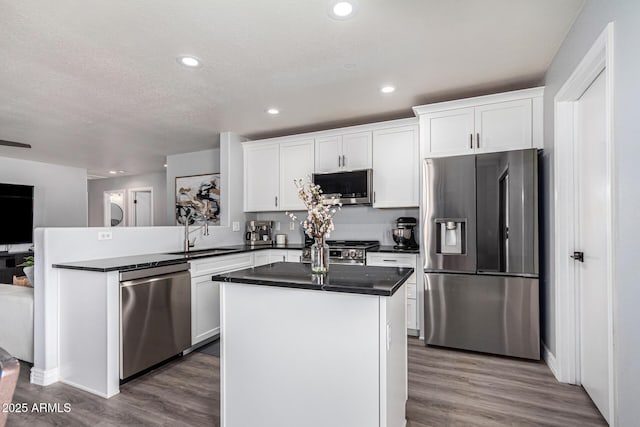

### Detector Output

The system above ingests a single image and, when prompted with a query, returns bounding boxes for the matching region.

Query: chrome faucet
[183,211,210,253]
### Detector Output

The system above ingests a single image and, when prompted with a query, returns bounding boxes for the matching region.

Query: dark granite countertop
[369,246,420,254]
[52,244,307,273]
[211,262,413,296]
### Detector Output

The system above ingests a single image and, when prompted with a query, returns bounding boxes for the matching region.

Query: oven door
[313,169,372,205]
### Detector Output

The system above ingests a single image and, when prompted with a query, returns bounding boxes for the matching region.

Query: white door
[314,135,342,172]
[341,131,372,170]
[475,99,532,153]
[423,107,474,155]
[244,144,280,212]
[575,70,610,423]
[372,125,419,208]
[131,190,152,226]
[279,139,314,211]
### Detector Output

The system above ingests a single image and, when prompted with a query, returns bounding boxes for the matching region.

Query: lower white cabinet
[192,275,221,345]
[366,252,419,334]
[254,249,302,267]
[189,253,254,345]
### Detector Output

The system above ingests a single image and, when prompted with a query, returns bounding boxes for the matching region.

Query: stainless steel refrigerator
[423,148,540,360]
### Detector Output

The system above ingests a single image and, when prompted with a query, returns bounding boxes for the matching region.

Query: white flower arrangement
[287,176,341,239]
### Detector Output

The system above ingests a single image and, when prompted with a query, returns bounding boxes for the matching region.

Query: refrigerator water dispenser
[436,219,465,254]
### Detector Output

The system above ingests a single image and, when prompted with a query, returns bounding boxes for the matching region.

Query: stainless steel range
[301,240,380,266]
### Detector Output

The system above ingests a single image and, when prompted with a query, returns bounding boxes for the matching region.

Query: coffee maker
[245,220,273,246]
[392,217,418,250]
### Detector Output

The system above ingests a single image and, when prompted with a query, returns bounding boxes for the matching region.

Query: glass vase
[311,236,329,274]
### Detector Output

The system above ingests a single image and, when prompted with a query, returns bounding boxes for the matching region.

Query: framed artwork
[175,173,221,226]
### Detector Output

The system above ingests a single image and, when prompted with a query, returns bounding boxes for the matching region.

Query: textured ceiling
[0,0,584,176]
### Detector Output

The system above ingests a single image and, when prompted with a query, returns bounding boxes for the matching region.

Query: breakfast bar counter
[212,262,411,427]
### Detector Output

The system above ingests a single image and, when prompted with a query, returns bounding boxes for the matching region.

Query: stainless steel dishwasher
[119,263,191,380]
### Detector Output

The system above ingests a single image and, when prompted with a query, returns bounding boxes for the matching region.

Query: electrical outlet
[232,221,240,232]
[98,231,112,241]
[289,222,296,231]
[275,221,281,231]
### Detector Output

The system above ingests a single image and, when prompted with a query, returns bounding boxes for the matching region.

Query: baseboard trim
[542,342,559,380]
[60,379,119,399]
[30,367,59,386]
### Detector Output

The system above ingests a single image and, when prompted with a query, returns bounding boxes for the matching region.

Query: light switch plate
[289,222,296,231]
[232,221,240,232]
[275,221,281,231]
[98,231,112,240]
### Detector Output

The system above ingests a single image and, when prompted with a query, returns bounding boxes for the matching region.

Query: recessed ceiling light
[177,56,201,67]
[328,0,358,19]
[266,108,280,115]
[118,170,125,174]
[381,85,396,94]
[108,170,117,175]
[163,163,168,168]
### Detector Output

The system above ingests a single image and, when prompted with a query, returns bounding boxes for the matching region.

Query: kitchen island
[212,262,412,427]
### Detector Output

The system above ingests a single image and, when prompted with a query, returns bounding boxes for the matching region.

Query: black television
[0,183,34,245]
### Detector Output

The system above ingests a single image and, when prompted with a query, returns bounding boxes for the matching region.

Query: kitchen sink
[168,248,239,257]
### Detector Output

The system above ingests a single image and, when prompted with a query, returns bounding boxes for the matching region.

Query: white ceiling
[0,0,584,177]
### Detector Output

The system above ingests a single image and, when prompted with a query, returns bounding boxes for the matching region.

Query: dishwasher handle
[121,271,189,288]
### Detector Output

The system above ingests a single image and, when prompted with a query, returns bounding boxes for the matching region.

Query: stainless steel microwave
[312,169,373,205]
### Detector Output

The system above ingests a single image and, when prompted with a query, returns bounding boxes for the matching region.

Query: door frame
[553,22,615,423]
[127,187,154,226]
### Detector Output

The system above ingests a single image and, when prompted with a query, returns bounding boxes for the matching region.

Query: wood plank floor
[7,338,605,426]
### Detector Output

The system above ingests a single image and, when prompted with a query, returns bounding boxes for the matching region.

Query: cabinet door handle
[383,259,397,262]
[477,133,480,149]
[469,133,473,149]
[373,191,376,203]
[338,155,341,167]
[342,155,346,167]
[275,196,278,207]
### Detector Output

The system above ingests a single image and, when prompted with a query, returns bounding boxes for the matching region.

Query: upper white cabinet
[474,99,532,153]
[244,143,280,212]
[422,108,475,156]
[279,139,314,211]
[244,139,314,212]
[243,118,417,212]
[315,131,372,172]
[372,125,419,208]
[413,87,543,157]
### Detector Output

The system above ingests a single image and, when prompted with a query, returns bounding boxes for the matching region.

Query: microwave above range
[312,169,372,206]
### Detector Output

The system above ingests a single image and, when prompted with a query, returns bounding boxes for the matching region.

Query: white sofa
[0,284,33,363]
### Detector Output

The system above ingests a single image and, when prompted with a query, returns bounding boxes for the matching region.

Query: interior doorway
[553,23,614,425]
[104,190,126,227]
[128,187,154,227]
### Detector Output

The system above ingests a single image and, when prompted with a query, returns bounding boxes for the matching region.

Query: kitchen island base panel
[220,282,407,427]
[58,269,120,398]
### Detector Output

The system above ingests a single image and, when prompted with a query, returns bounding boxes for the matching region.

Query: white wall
[166,148,220,226]
[0,156,87,251]
[543,1,640,424]
[87,171,168,227]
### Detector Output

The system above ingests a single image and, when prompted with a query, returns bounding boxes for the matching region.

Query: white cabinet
[244,139,314,212]
[244,143,280,212]
[413,87,543,157]
[421,107,475,156]
[372,125,419,208]
[279,139,314,211]
[315,131,372,173]
[190,253,253,345]
[254,249,302,267]
[474,99,532,153]
[366,252,419,334]
[192,275,220,345]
